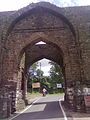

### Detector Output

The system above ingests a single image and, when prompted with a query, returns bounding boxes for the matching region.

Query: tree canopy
[27,60,64,93]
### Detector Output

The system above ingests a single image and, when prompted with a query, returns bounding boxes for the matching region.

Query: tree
[27,62,44,92]
[28,62,38,76]
[36,69,44,78]
[49,61,64,93]
[27,62,38,91]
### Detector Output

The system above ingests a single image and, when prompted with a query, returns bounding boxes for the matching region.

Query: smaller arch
[24,39,63,74]
[18,37,64,70]
[24,37,64,56]
[26,55,63,72]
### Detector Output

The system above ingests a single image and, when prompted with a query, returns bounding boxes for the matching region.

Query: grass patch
[27,92,64,100]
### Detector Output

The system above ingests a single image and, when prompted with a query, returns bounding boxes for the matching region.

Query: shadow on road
[11,101,64,120]
[8,98,90,120]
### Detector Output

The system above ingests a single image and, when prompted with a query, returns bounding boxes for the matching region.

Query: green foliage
[36,69,44,78]
[27,60,64,94]
[31,62,38,70]
[27,62,44,92]
[49,61,64,82]
[48,61,64,93]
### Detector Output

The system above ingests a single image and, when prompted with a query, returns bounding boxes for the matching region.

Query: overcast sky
[0,0,90,11]
[37,59,51,76]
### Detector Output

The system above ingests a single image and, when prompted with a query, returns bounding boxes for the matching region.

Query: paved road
[10,95,66,120]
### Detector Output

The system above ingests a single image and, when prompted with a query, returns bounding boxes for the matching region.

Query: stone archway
[4,6,80,82]
[19,39,65,101]
[1,3,82,118]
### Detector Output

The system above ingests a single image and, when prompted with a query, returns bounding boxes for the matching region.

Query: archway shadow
[11,100,64,120]
[11,100,90,120]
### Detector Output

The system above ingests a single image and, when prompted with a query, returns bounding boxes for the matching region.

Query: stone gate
[0,2,90,118]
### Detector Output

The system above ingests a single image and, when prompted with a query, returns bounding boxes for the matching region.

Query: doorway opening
[27,59,64,95]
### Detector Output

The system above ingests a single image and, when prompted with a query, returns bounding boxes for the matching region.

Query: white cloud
[37,59,51,76]
[0,0,90,11]
[41,66,51,76]
[0,0,54,11]
[39,59,50,66]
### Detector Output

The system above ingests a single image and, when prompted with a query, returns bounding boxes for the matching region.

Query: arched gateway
[0,2,90,118]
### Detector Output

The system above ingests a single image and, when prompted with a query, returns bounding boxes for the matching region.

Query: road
[9,95,67,120]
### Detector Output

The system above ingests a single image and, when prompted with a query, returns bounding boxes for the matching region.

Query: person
[42,88,47,96]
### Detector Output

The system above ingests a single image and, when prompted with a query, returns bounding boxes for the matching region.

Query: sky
[1,0,90,76]
[0,0,90,11]
[37,59,51,76]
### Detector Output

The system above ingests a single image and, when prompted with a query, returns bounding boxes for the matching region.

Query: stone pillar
[0,87,11,119]
[24,76,27,99]
[65,81,85,112]
[65,81,75,109]
[23,75,28,105]
[15,68,26,111]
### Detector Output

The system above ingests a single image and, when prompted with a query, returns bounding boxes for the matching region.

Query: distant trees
[48,61,64,93]
[27,62,42,91]
[27,60,64,93]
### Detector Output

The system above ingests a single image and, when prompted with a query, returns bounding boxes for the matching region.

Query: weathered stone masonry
[0,2,90,118]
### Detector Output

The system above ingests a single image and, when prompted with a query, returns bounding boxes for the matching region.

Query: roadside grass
[27,92,42,99]
[27,92,64,99]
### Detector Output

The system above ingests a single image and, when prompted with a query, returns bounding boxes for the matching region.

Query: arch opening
[18,38,65,93]
[27,59,65,95]
[13,39,68,114]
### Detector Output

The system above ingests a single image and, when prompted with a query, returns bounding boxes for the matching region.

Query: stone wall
[3,6,80,84]
[0,4,89,78]
[0,2,89,84]
[0,2,90,118]
[62,6,90,83]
